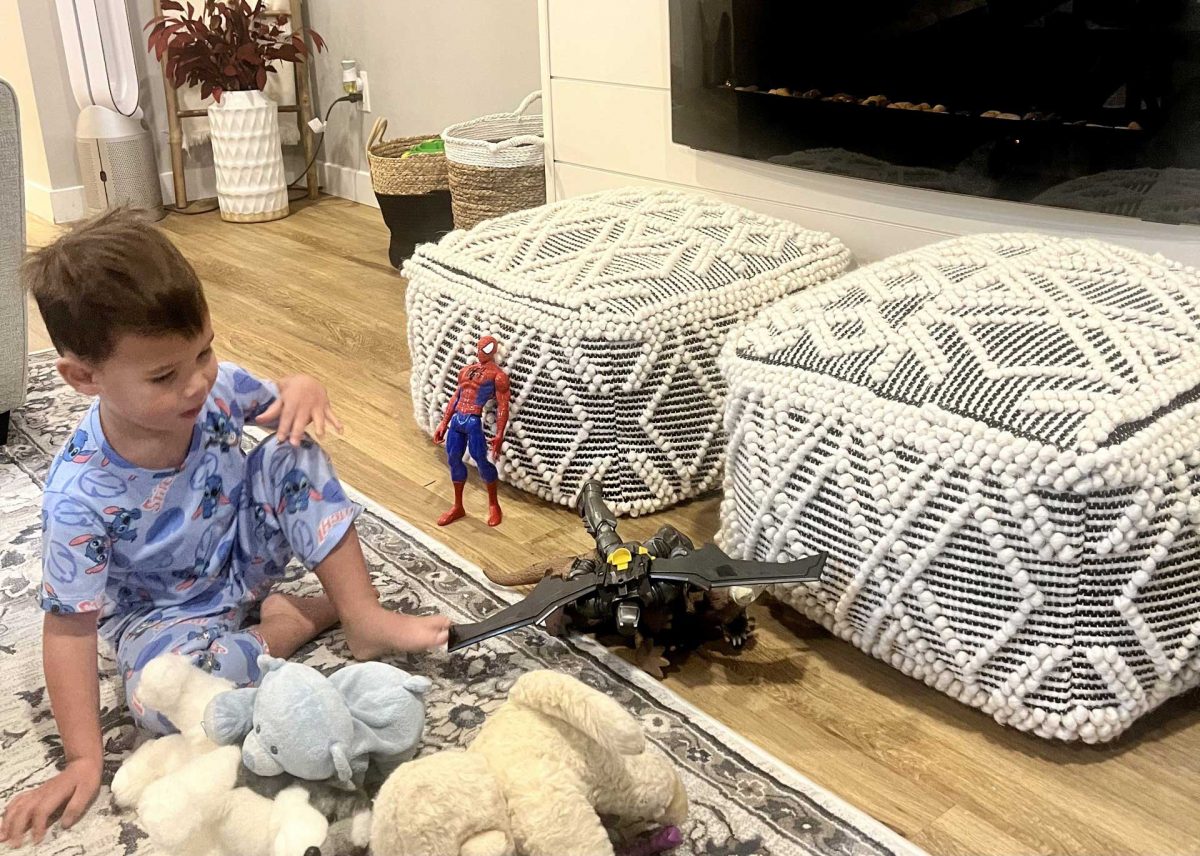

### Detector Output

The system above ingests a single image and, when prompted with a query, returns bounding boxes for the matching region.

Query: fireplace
[669,1,1200,226]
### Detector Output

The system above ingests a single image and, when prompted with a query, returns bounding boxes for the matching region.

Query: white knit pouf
[719,233,1200,742]
[405,188,851,515]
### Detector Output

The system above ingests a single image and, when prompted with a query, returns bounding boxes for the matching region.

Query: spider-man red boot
[438,481,467,527]
[486,481,502,527]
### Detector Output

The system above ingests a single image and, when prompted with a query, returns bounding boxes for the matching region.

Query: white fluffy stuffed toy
[111,654,371,856]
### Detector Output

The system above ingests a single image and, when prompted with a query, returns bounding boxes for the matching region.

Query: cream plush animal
[371,670,687,856]
[111,654,369,856]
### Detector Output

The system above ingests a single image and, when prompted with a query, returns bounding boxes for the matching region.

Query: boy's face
[58,318,219,436]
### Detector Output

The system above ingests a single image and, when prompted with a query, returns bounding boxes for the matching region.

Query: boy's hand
[1,757,101,848]
[256,374,344,446]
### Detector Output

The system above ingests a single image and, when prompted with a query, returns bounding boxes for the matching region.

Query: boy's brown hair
[23,208,208,363]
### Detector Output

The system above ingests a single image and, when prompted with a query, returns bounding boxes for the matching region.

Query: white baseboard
[30,161,377,223]
[317,161,378,209]
[24,180,85,224]
[24,168,216,223]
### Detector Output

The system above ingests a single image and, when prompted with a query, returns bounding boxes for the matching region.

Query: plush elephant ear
[203,687,258,745]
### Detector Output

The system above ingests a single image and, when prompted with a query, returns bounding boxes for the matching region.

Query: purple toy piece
[617,825,683,856]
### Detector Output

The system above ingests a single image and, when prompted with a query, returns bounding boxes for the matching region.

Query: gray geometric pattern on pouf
[405,188,851,515]
[719,232,1200,742]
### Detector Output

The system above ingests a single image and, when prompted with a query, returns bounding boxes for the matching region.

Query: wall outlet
[358,70,371,113]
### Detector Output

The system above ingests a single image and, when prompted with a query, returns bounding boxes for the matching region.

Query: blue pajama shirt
[39,362,361,733]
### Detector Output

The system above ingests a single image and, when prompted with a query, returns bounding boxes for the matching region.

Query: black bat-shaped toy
[448,480,826,651]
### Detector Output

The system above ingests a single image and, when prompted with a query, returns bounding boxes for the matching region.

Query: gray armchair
[0,78,29,444]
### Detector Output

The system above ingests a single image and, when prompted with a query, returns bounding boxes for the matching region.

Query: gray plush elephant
[204,655,431,787]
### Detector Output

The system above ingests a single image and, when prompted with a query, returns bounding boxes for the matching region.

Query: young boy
[0,210,449,848]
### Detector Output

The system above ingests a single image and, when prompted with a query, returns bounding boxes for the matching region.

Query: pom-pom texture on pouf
[405,188,851,515]
[719,233,1200,742]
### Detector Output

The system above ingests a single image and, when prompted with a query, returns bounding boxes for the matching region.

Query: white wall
[0,1,52,188]
[306,0,542,207]
[16,0,80,189]
[0,0,85,221]
[541,0,1200,266]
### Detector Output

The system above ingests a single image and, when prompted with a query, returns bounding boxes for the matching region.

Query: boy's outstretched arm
[1,612,103,848]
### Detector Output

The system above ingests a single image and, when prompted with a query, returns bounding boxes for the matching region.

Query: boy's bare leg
[250,593,340,660]
[311,524,450,658]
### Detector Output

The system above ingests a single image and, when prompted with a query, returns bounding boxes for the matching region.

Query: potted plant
[146,0,325,222]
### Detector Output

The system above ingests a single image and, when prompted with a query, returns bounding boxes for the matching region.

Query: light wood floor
[24,201,1200,856]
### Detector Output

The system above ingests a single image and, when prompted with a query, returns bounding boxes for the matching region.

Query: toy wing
[448,570,603,652]
[649,544,826,590]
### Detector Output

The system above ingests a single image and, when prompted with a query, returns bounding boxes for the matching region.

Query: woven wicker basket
[367,119,449,194]
[442,92,546,230]
[366,119,454,267]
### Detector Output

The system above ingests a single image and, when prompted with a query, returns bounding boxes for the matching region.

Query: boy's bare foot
[255,593,340,660]
[311,524,448,657]
[343,608,451,660]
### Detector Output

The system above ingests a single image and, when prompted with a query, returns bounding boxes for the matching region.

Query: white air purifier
[56,0,165,220]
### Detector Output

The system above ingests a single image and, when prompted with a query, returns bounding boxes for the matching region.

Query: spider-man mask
[477,336,499,364]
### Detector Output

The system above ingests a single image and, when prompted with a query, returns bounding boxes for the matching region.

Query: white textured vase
[207,89,288,223]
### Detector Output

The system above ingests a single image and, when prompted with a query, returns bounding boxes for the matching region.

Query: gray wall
[127,0,219,196]
[3,0,168,193]
[305,0,541,180]
[6,0,541,201]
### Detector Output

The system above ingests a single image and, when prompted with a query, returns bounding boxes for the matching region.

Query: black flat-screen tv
[670,0,1200,225]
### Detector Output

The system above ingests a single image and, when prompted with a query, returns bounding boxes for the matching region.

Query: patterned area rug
[0,353,922,856]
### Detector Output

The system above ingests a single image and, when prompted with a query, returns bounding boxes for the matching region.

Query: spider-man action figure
[433,335,510,527]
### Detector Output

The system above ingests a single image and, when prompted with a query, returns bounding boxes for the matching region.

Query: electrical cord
[288,91,361,189]
[165,91,361,214]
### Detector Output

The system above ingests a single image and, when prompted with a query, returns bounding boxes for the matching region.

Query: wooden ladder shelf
[152,0,320,212]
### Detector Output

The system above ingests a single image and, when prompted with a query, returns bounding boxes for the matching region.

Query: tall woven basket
[366,119,455,267]
[442,91,546,230]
